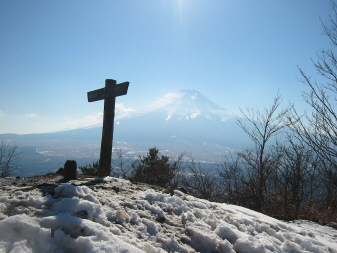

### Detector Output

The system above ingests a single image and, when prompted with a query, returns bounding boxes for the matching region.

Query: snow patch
[0,177,336,252]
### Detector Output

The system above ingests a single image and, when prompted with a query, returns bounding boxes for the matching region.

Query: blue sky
[0,0,333,134]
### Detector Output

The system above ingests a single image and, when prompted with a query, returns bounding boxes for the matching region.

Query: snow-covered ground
[0,176,336,253]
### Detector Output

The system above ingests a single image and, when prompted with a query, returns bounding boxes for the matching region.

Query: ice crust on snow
[0,177,336,253]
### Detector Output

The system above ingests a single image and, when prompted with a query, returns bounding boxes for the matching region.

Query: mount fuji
[127,89,233,122]
[1,90,250,176]
[114,90,246,149]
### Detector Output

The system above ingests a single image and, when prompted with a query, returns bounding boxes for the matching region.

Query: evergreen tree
[131,147,178,187]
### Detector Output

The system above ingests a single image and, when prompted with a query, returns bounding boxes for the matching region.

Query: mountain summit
[113,89,246,158]
[0,89,246,164]
[140,90,233,122]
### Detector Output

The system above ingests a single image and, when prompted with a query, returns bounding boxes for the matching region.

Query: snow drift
[0,176,336,252]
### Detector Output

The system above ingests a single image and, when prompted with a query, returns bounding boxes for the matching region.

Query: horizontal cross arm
[108,81,129,98]
[88,87,105,102]
[87,81,129,102]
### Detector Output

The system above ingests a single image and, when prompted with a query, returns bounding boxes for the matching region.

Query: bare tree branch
[0,140,19,178]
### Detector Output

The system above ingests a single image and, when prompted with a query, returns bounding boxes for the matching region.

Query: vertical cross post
[99,79,116,177]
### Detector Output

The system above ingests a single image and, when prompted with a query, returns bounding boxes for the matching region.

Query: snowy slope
[0,176,336,253]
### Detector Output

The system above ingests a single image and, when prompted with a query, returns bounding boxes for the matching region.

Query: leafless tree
[237,95,290,211]
[169,152,185,187]
[112,148,132,179]
[0,140,19,178]
[217,154,248,205]
[289,1,337,211]
[291,2,337,164]
[275,137,317,218]
[313,153,337,210]
[180,156,219,201]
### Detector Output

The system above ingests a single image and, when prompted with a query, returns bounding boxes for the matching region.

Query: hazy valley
[1,90,250,177]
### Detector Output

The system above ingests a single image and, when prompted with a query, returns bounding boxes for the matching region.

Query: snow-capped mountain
[134,90,234,122]
[0,90,250,174]
[113,90,246,151]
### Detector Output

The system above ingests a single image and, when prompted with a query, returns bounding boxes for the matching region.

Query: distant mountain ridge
[0,90,250,165]
[123,89,234,122]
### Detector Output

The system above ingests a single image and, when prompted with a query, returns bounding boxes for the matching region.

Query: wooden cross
[87,79,129,177]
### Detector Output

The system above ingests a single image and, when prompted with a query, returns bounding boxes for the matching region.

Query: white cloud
[115,103,135,119]
[62,103,135,130]
[25,113,38,118]
[4,103,135,133]
[0,112,104,134]
[64,112,103,129]
[144,92,182,112]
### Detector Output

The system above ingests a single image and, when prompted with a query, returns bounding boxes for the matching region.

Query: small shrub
[79,161,99,176]
[130,147,180,187]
